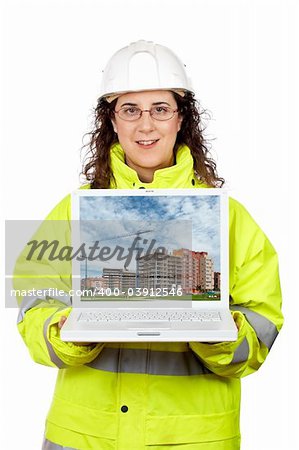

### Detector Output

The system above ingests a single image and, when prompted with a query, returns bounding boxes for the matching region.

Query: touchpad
[127,322,171,329]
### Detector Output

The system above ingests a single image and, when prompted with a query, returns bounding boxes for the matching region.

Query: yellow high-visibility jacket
[15,144,283,450]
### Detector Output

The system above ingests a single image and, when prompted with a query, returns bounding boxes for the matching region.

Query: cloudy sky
[79,194,221,277]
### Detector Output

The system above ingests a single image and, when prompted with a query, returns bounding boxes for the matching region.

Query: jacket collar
[110,143,206,189]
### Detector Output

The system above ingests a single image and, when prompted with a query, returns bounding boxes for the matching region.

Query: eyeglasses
[114,106,178,121]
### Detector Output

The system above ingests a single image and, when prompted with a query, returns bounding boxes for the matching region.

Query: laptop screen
[72,189,228,307]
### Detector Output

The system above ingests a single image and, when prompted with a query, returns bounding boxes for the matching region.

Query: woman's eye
[154,106,168,113]
[124,107,139,115]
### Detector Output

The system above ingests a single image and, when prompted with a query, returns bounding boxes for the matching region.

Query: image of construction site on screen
[79,195,222,301]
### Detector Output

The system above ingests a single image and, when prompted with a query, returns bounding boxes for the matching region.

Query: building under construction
[98,248,216,295]
[102,268,136,292]
[137,249,182,291]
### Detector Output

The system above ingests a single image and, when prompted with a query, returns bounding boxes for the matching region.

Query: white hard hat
[99,40,194,102]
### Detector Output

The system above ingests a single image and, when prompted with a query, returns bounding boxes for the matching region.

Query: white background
[1,0,298,449]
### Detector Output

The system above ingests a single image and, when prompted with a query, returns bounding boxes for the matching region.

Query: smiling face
[111,90,183,183]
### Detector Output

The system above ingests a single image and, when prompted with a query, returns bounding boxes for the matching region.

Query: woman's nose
[137,110,155,132]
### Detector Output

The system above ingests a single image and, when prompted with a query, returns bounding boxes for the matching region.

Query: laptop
[60,188,237,342]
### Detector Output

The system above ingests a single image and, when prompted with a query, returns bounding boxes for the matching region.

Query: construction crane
[100,229,154,289]
[100,229,154,242]
[83,228,155,288]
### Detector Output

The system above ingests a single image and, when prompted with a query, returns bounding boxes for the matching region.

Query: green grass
[81,293,221,301]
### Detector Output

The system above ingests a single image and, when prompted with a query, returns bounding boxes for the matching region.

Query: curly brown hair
[81,91,224,188]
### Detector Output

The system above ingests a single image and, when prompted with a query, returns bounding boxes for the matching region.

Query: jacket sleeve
[189,197,283,378]
[15,193,105,368]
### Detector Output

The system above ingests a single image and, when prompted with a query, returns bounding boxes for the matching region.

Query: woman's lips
[135,139,159,149]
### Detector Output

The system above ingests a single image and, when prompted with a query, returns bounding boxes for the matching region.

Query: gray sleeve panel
[231,337,250,364]
[43,313,67,369]
[42,438,77,449]
[17,290,71,324]
[230,304,279,349]
[87,347,212,376]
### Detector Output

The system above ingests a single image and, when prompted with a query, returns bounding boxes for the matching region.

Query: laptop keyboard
[78,311,221,323]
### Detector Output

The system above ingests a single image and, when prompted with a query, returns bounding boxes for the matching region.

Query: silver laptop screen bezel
[71,188,229,310]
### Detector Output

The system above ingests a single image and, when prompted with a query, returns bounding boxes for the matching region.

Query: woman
[15,40,283,450]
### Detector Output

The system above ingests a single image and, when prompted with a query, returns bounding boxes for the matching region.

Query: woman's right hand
[58,315,92,346]
[58,315,68,329]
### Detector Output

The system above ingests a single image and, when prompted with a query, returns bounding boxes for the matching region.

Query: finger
[58,316,67,329]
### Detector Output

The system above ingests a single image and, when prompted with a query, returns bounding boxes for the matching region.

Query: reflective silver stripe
[87,347,211,376]
[17,297,46,324]
[231,337,249,363]
[43,312,67,368]
[17,290,71,323]
[230,304,278,349]
[42,438,77,449]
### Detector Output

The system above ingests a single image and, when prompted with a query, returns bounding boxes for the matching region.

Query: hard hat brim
[104,88,187,103]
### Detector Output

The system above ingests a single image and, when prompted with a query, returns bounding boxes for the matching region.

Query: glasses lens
[118,107,141,121]
[151,106,175,121]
